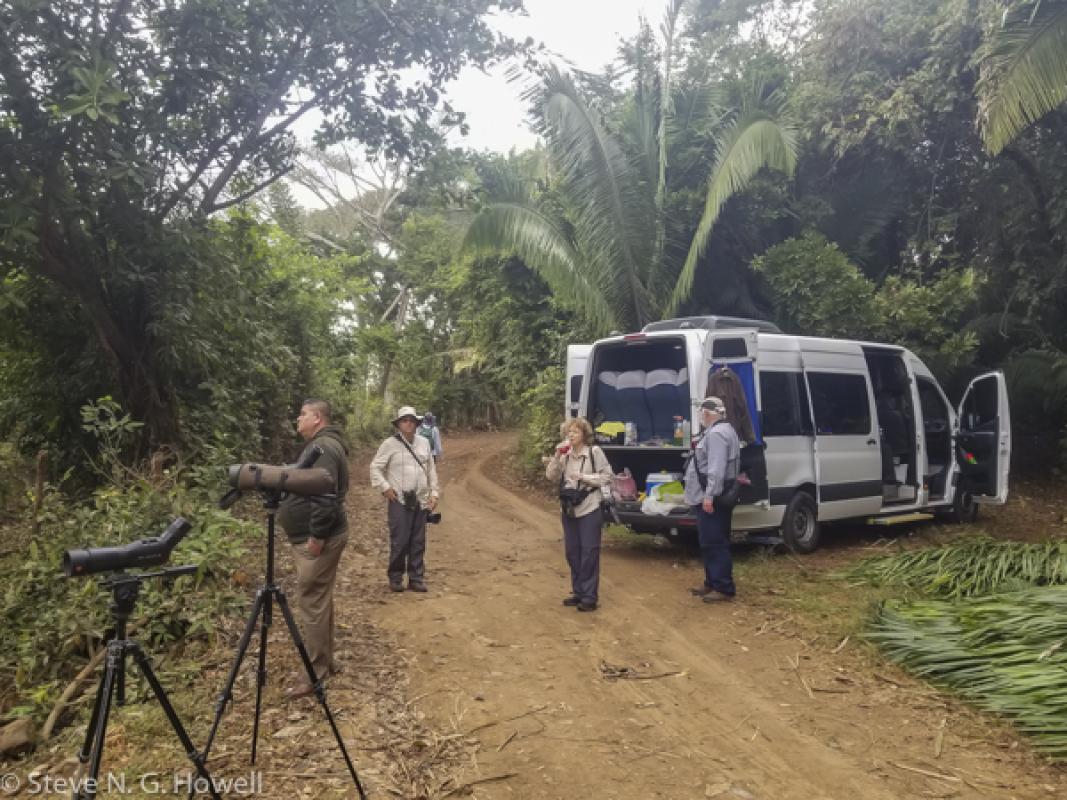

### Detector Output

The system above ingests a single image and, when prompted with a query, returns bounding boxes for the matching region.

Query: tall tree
[463,2,795,333]
[0,0,522,447]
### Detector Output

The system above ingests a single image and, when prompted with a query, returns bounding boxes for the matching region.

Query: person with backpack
[683,396,741,603]
[418,411,443,461]
[370,406,440,593]
[544,417,614,612]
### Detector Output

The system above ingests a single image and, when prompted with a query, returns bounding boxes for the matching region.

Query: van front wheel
[782,491,820,554]
[942,480,979,524]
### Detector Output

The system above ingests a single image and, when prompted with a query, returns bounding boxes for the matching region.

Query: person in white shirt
[370,406,440,592]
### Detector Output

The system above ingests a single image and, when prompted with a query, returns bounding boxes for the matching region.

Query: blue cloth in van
[616,370,652,441]
[711,361,762,444]
[595,371,621,423]
[645,369,678,439]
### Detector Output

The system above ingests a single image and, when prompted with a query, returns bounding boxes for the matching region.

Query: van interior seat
[595,371,621,424]
[616,370,653,441]
[645,369,679,439]
[675,367,690,422]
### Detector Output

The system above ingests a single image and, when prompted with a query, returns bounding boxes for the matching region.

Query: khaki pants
[291,531,348,679]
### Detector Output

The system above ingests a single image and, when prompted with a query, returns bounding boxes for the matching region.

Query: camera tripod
[201,490,365,799]
[75,566,221,800]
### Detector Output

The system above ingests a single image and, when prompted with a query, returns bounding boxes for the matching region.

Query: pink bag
[612,468,638,501]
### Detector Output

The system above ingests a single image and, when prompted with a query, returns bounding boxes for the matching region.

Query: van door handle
[866,438,877,446]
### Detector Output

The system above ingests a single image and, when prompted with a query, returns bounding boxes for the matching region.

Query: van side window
[761,371,815,436]
[712,338,748,358]
[795,374,814,436]
[807,372,871,435]
[569,375,582,405]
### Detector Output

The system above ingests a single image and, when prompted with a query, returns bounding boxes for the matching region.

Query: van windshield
[590,338,688,444]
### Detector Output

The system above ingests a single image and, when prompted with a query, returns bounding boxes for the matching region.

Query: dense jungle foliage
[3,0,1067,742]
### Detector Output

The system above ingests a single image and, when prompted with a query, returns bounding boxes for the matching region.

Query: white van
[568,316,1011,552]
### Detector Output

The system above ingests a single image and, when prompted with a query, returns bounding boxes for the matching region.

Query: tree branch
[203,165,295,214]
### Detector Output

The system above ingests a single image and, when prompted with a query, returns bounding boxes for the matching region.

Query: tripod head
[101,565,199,622]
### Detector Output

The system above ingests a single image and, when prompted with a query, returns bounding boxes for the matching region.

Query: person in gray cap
[370,406,440,592]
[683,396,741,602]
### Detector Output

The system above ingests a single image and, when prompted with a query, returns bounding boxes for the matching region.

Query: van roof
[642,315,782,334]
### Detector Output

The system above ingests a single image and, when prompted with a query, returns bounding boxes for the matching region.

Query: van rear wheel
[782,491,820,554]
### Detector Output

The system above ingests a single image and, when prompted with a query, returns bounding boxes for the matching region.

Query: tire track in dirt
[372,432,1065,800]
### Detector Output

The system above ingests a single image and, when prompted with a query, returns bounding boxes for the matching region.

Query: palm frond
[866,587,1067,760]
[979,0,1067,154]
[846,537,1067,599]
[667,111,797,314]
[535,65,656,329]
[462,199,617,331]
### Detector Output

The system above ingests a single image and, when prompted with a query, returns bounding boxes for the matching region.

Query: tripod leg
[274,590,367,800]
[129,644,222,800]
[201,589,267,763]
[76,646,112,768]
[76,643,121,800]
[250,590,271,765]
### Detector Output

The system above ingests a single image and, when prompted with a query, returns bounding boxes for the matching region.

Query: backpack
[417,424,434,445]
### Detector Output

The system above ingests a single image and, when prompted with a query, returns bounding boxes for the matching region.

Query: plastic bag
[611,468,638,501]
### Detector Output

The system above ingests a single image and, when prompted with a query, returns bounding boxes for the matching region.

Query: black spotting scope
[63,518,192,578]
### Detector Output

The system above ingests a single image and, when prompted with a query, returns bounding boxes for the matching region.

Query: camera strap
[394,432,432,485]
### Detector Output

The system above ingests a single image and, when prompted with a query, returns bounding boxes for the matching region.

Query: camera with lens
[401,489,419,511]
[558,486,591,518]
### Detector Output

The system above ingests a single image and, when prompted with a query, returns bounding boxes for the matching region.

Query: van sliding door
[805,369,883,520]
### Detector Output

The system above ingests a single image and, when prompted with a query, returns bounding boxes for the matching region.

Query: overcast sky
[444,0,665,153]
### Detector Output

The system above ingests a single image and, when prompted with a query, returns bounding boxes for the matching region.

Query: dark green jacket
[278,425,349,543]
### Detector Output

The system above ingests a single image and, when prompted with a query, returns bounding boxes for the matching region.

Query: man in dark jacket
[278,398,349,699]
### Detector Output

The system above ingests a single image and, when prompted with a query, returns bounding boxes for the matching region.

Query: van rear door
[566,344,592,418]
[956,371,1011,504]
[706,330,769,505]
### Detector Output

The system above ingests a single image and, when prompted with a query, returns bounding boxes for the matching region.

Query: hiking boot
[408,581,428,593]
[577,601,598,612]
[389,581,404,592]
[284,681,316,700]
[689,585,713,597]
[562,596,581,607]
[702,590,734,603]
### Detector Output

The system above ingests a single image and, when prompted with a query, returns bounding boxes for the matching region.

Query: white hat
[700,396,727,416]
[391,406,422,425]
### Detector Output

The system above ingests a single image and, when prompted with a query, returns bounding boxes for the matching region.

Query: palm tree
[463,1,797,333]
[979,0,1067,154]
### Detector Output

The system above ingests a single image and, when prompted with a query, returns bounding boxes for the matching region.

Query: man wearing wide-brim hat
[370,406,441,592]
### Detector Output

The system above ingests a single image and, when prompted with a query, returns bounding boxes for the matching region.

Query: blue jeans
[694,504,735,596]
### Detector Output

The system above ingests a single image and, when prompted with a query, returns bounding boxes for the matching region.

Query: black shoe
[702,590,734,603]
[577,602,598,612]
[408,581,428,593]
[562,596,581,607]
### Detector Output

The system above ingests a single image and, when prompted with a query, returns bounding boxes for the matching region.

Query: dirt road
[363,432,1064,799]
